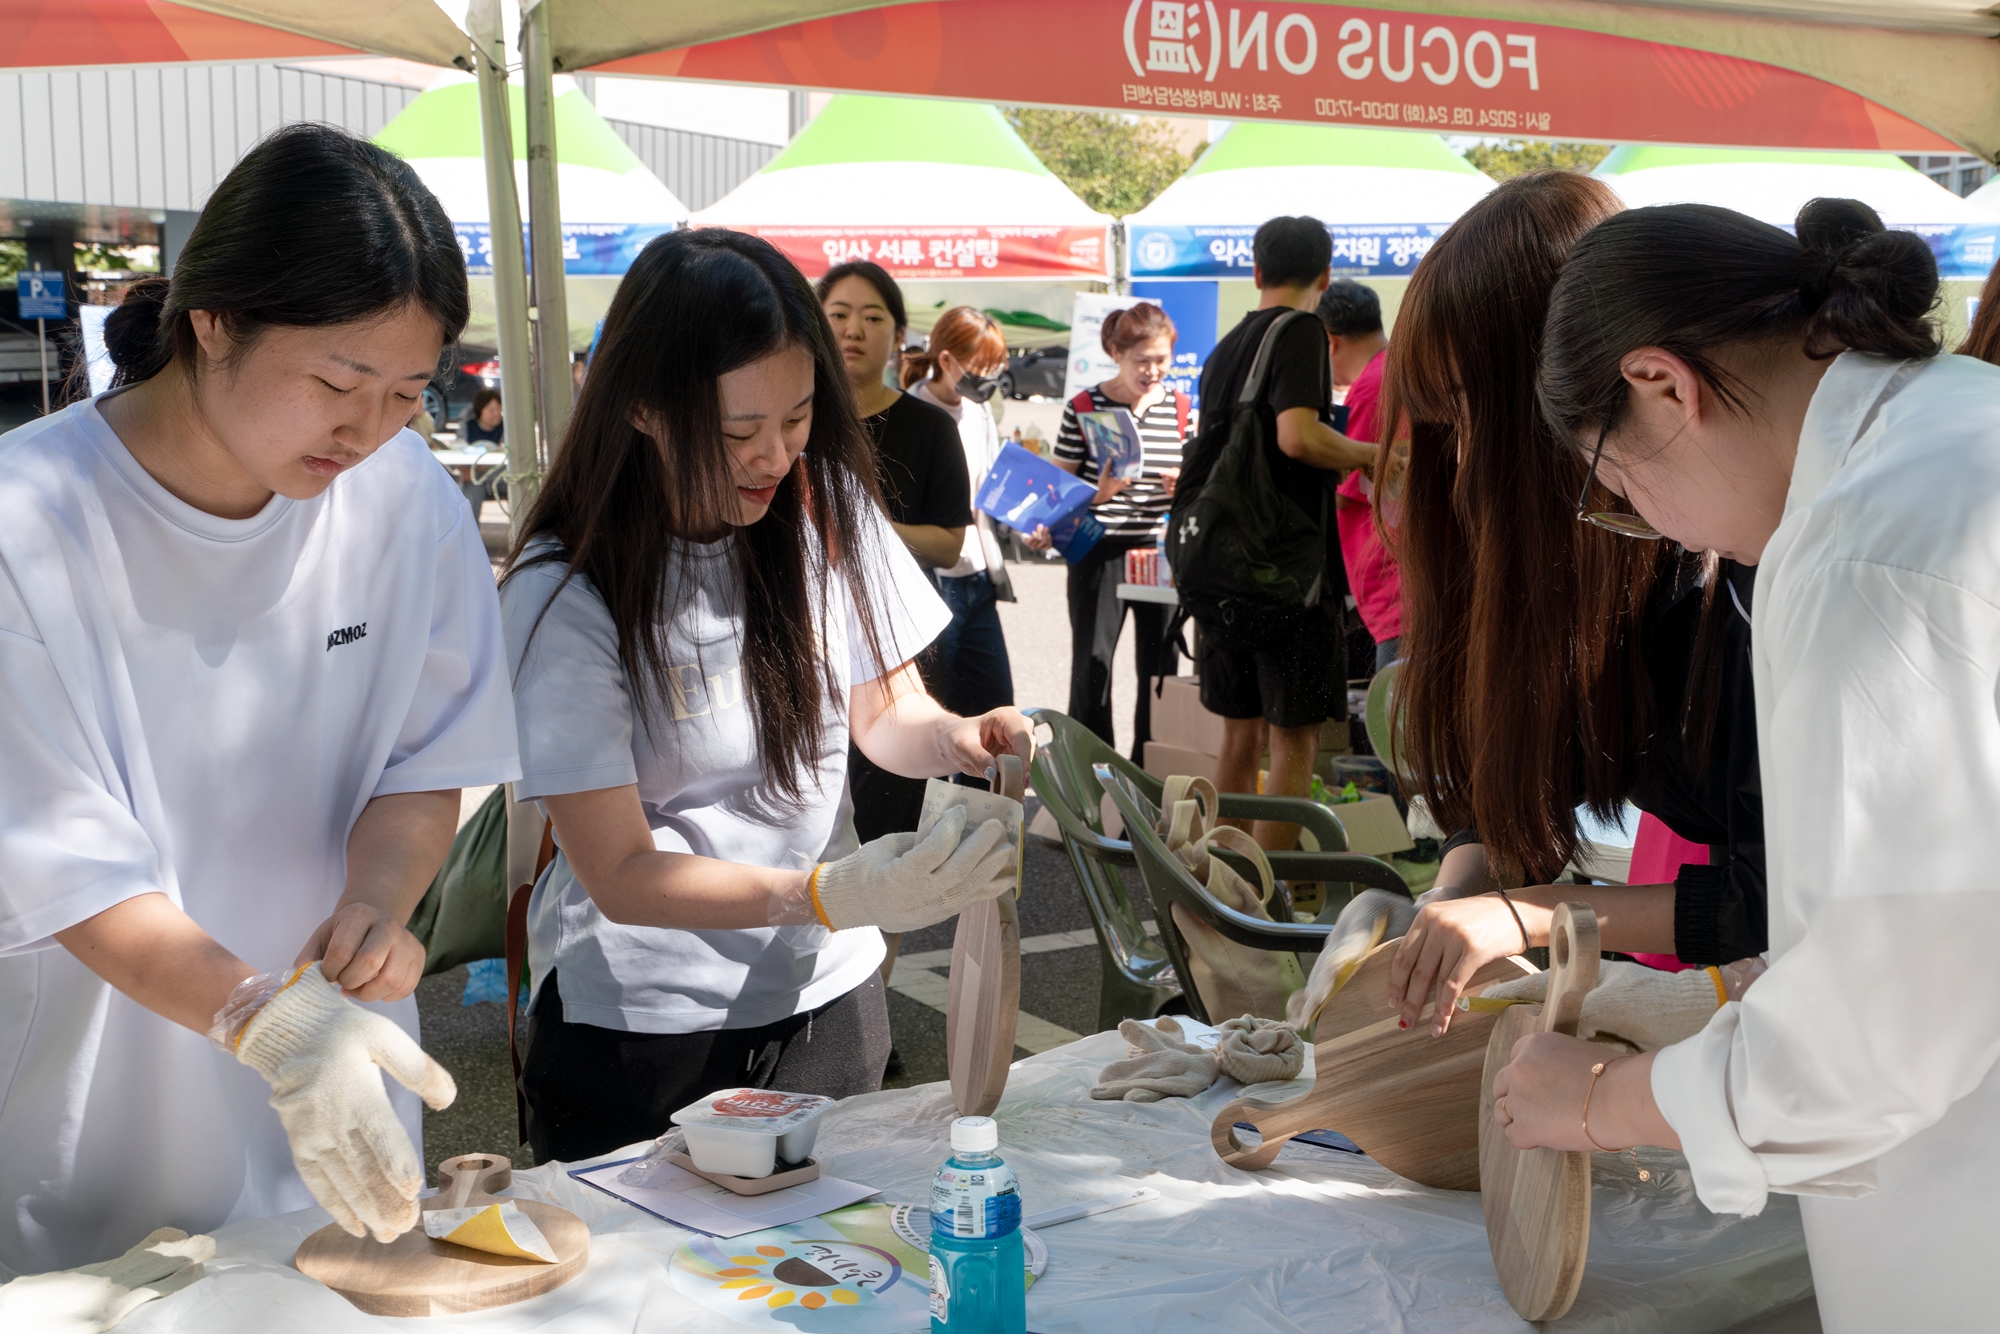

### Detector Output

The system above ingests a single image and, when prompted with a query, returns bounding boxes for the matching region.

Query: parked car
[999,344,1067,400]
[422,352,501,437]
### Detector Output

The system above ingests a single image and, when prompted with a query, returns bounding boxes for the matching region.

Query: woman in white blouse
[1490,197,2000,1329]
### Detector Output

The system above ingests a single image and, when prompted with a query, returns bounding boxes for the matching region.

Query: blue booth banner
[1128,222,1453,280]
[1132,220,1998,284]
[1912,223,1999,282]
[454,222,680,277]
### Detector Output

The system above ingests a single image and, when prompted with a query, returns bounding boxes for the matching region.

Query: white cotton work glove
[808,805,1015,933]
[0,1228,214,1333]
[1285,889,1420,1032]
[1214,1015,1307,1085]
[1090,1016,1218,1103]
[231,963,456,1242]
[1477,958,1728,1051]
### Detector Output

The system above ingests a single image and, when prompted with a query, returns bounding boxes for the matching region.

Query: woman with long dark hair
[1493,197,1997,1329]
[1355,172,1767,1034]
[0,124,517,1275]
[501,230,1023,1165]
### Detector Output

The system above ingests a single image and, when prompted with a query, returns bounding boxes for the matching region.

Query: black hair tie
[1796,246,1845,310]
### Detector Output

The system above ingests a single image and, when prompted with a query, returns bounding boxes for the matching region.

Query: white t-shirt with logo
[0,396,521,1274]
[502,504,950,1034]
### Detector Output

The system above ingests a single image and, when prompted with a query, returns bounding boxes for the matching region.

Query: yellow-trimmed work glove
[1478,958,1730,1051]
[230,963,456,1241]
[809,805,1015,933]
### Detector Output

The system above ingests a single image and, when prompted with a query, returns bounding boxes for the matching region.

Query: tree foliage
[1004,109,1198,216]
[1461,140,1610,180]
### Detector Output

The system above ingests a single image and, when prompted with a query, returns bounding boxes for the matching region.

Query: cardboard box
[1142,741,1219,785]
[1317,791,1415,857]
[1151,676,1226,756]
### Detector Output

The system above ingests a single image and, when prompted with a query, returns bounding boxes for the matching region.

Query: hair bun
[101,275,173,384]
[1793,197,1939,361]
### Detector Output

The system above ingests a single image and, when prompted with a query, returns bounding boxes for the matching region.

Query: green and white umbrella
[691,94,1113,283]
[376,72,687,349]
[1593,145,1993,281]
[1124,123,1495,280]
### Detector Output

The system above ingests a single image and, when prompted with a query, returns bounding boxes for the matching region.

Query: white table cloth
[117,1029,1809,1332]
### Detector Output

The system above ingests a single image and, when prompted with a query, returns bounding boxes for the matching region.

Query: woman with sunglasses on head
[903,307,1016,718]
[501,231,1025,1165]
[1490,198,2000,1330]
[1329,173,1769,1040]
[0,125,518,1276]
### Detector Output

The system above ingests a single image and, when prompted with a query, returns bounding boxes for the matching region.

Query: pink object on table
[1625,811,1710,973]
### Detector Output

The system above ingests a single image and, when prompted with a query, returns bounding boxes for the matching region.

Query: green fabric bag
[406,786,511,976]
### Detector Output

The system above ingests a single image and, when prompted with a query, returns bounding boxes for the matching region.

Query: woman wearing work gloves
[502,229,1025,1165]
[1492,199,2000,1329]
[0,126,518,1277]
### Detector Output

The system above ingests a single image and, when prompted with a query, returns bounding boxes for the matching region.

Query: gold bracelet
[1582,1057,1653,1182]
[1581,1059,1618,1152]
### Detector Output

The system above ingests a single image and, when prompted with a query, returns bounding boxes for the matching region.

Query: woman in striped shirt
[1030,302,1187,756]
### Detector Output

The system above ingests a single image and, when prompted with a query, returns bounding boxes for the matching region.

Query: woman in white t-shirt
[0,126,519,1278]
[501,231,1024,1165]
[903,306,1016,717]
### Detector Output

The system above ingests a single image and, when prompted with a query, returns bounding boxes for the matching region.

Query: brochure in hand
[1077,408,1146,480]
[975,443,1104,561]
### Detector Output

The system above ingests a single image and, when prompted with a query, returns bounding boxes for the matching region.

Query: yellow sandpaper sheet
[422,1202,557,1262]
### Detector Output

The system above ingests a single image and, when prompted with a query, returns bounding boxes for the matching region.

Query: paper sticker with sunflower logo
[671,1202,1042,1331]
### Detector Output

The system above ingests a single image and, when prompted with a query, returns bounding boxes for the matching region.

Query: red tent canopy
[590,0,1962,153]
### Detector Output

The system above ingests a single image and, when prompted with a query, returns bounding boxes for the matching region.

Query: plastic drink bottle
[929,1116,1026,1334]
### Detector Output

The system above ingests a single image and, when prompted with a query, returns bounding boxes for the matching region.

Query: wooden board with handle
[1210,952,1537,1191]
[294,1153,589,1316]
[1480,902,1601,1321]
[947,752,1025,1117]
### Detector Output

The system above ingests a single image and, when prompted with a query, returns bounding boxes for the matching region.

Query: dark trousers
[1067,536,1179,761]
[937,572,1014,716]
[521,970,893,1165]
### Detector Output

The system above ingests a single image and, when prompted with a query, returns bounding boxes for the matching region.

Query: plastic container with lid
[670,1088,834,1179]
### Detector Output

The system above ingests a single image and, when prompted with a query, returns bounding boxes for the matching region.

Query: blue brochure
[976,443,1103,560]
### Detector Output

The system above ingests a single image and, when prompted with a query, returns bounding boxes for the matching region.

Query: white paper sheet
[570,1157,879,1239]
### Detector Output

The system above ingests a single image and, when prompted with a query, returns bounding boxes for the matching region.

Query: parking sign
[18,271,65,319]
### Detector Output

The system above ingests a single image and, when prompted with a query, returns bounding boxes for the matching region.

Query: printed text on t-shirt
[325,623,368,651]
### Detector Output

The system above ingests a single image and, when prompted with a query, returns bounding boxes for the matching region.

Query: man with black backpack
[1167,216,1375,850]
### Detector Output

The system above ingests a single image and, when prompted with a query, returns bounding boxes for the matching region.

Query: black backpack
[1165,310,1330,643]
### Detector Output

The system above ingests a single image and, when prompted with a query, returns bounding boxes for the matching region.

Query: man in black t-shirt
[1184,216,1376,849]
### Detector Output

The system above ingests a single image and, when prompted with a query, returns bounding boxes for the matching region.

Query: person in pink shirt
[1318,280,1400,669]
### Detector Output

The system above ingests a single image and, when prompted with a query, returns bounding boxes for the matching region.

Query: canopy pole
[521,0,573,464]
[468,0,540,544]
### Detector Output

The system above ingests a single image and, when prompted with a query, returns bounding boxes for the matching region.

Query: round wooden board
[295,1157,590,1317]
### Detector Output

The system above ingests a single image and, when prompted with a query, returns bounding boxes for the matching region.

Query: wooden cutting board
[1211,942,1534,1189]
[1480,902,1600,1321]
[294,1153,589,1316]
[947,753,1025,1117]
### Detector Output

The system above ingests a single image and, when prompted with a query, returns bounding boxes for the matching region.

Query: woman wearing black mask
[902,307,1015,716]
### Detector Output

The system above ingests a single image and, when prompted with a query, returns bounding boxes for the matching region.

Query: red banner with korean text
[595,0,1958,153]
[719,224,1112,280]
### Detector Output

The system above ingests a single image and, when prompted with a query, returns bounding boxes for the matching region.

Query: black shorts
[1196,609,1344,729]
